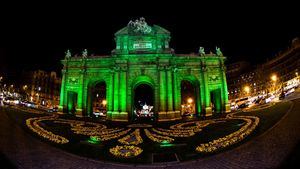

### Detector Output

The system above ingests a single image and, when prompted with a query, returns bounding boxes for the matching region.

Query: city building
[227,37,300,100]
[226,61,253,99]
[260,37,300,87]
[59,18,230,122]
[21,70,61,107]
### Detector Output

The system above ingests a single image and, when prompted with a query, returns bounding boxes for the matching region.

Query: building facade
[59,18,230,121]
[22,70,61,107]
[227,37,300,100]
[260,37,300,84]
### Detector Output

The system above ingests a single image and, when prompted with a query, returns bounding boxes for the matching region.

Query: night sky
[0,2,299,81]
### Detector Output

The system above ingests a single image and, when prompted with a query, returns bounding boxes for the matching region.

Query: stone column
[75,69,85,117]
[221,66,230,112]
[111,67,128,122]
[167,68,173,112]
[203,68,212,116]
[82,84,88,116]
[159,67,167,112]
[113,69,120,113]
[173,68,180,112]
[106,70,114,120]
[107,72,114,112]
[158,66,167,121]
[119,69,127,113]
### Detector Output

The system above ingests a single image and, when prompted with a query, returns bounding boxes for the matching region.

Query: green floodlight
[88,136,101,144]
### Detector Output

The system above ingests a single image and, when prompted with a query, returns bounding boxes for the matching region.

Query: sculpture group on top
[128,17,152,34]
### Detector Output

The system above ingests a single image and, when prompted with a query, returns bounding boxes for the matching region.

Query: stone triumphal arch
[59,18,230,121]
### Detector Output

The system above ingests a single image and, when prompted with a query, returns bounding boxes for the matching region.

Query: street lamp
[271,74,278,82]
[102,99,107,106]
[244,85,251,95]
[270,74,279,94]
[187,98,193,104]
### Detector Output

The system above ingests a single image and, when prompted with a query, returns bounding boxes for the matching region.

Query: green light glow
[159,70,167,112]
[160,140,173,147]
[60,18,229,121]
[119,71,127,112]
[161,140,169,144]
[167,70,173,111]
[88,136,101,144]
[113,72,119,112]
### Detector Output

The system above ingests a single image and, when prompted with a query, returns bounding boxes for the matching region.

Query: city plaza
[0,18,299,168]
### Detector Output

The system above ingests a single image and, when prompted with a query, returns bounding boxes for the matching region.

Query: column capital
[201,65,208,72]
[165,66,172,71]
[79,68,86,74]
[120,66,128,72]
[158,65,166,71]
[172,67,178,73]
[111,66,121,72]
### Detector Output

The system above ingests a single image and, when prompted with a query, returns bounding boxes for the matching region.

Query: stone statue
[216,47,223,56]
[65,49,71,59]
[199,47,205,56]
[128,17,152,34]
[82,49,88,58]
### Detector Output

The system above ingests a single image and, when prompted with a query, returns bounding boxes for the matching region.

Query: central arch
[131,76,156,121]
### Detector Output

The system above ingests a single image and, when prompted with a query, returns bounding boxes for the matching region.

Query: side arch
[86,79,109,117]
[177,75,202,116]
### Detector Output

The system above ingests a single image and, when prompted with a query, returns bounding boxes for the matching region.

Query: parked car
[279,92,285,100]
[238,102,248,109]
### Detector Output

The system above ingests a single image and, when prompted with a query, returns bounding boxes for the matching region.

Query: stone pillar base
[58,105,63,112]
[205,107,212,116]
[225,103,231,113]
[107,111,128,122]
[158,111,181,121]
[75,108,83,117]
[106,111,113,119]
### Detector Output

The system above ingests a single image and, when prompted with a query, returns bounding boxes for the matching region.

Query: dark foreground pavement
[1,96,300,169]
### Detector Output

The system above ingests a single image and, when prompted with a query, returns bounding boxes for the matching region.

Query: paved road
[1,92,300,169]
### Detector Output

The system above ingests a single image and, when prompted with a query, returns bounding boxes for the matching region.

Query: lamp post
[243,85,251,97]
[187,98,193,104]
[102,99,107,106]
[187,98,194,115]
[270,74,278,94]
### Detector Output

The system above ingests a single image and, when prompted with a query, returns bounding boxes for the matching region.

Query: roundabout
[0,98,297,168]
[24,111,259,163]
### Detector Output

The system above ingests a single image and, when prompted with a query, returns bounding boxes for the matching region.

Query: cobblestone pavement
[1,93,300,169]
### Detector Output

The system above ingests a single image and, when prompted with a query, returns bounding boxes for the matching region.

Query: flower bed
[54,119,127,139]
[26,116,69,144]
[152,128,196,137]
[118,129,143,145]
[109,145,143,158]
[196,116,259,153]
[144,129,174,143]
[170,120,214,132]
[100,129,131,141]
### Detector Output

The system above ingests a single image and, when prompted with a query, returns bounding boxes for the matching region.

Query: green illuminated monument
[59,18,230,121]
